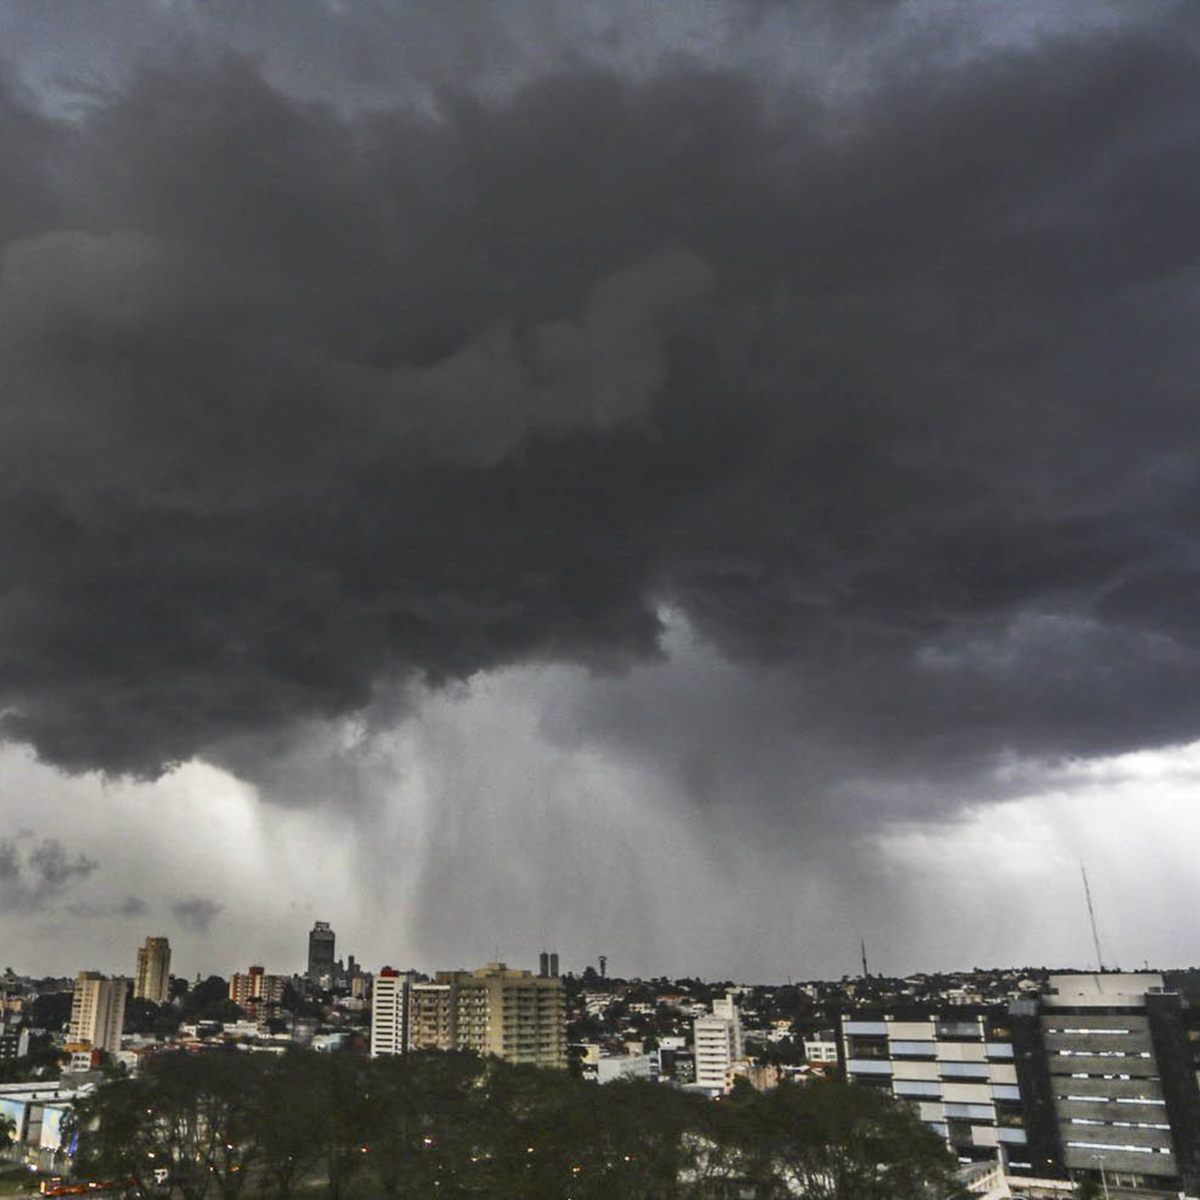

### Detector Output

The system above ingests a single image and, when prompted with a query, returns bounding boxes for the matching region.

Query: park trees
[74,1050,266,1200]
[74,1049,957,1199]
[713,1078,958,1200]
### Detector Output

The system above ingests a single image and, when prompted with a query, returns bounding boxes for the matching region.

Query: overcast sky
[2,0,1199,984]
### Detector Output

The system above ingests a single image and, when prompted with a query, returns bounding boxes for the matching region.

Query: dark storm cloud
[3,3,1200,797]
[172,898,224,933]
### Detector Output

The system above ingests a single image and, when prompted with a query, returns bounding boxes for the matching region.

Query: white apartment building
[370,969,406,1058]
[693,992,744,1093]
[68,972,126,1055]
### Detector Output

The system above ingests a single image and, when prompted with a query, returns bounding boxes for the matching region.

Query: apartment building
[372,963,565,1068]
[133,937,171,1005]
[438,963,567,1069]
[68,972,126,1055]
[228,965,286,1013]
[370,971,455,1057]
[693,993,745,1094]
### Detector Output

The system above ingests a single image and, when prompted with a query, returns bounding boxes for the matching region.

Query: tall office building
[840,1007,1043,1174]
[1036,973,1200,1196]
[838,973,1200,1197]
[133,937,171,1004]
[307,921,336,986]
[69,972,126,1055]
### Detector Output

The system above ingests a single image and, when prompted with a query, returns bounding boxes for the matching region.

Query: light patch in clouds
[870,742,1200,974]
[4,682,1200,980]
[0,746,361,977]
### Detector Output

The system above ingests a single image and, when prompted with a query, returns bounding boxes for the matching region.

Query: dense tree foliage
[73,1050,957,1198]
[125,998,183,1038]
[28,988,75,1032]
[178,977,244,1024]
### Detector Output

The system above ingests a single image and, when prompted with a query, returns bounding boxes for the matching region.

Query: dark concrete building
[306,920,336,987]
[1035,973,1200,1197]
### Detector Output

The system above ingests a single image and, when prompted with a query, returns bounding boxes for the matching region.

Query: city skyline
[2,0,1200,981]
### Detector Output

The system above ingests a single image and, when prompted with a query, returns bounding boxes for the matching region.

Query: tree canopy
[73,1050,958,1199]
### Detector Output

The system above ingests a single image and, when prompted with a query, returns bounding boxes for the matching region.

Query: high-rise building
[370,969,407,1058]
[133,937,171,1005]
[371,964,562,1066]
[229,966,287,1013]
[840,1007,1039,1173]
[693,993,745,1093]
[409,981,454,1051]
[437,962,566,1069]
[837,972,1200,1197]
[371,969,453,1057]
[307,921,335,986]
[69,972,126,1055]
[1036,973,1200,1196]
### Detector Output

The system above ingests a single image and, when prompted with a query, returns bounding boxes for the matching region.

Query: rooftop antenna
[861,938,870,979]
[1081,863,1106,973]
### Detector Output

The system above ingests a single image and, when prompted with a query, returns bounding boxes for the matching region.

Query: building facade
[133,937,171,1005]
[839,973,1200,1198]
[68,972,126,1055]
[840,1008,1044,1173]
[690,992,745,1094]
[370,969,407,1058]
[307,921,336,987]
[437,963,566,1069]
[229,966,287,1013]
[372,962,566,1068]
[371,972,455,1058]
[1035,973,1200,1196]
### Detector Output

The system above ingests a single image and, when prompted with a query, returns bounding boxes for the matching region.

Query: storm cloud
[0,835,97,909]
[1,0,1200,980]
[172,897,225,934]
[3,3,1199,799]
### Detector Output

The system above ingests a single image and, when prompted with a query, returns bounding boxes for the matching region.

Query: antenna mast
[1081,863,1106,972]
[861,938,869,979]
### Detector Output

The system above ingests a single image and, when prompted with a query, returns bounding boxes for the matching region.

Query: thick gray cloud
[2,0,1199,819]
[28,838,98,886]
[0,835,97,909]
[172,898,224,934]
